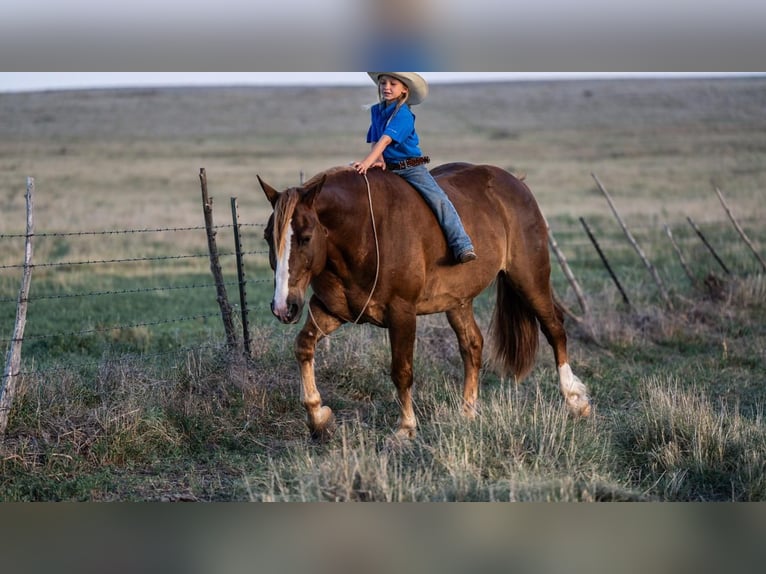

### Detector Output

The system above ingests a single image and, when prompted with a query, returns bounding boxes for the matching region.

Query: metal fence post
[230,197,252,356]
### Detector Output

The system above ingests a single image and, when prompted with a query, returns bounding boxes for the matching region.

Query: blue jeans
[392,164,474,257]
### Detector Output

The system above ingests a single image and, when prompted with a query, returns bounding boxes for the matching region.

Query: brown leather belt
[386,156,430,171]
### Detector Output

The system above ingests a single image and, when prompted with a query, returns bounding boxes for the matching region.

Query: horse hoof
[308,406,336,441]
[384,429,416,452]
[461,402,479,420]
[566,394,592,418]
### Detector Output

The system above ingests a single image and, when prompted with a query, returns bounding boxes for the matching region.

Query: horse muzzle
[271,298,303,324]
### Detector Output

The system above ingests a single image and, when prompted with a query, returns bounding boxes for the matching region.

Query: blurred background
[2,0,765,70]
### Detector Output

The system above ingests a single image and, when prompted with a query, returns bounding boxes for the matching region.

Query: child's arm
[354,136,392,174]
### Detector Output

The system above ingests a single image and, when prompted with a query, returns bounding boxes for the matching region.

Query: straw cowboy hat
[368,72,429,105]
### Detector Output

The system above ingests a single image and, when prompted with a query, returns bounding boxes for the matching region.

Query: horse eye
[298,234,312,246]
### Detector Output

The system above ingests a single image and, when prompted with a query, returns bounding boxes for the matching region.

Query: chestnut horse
[258,163,590,440]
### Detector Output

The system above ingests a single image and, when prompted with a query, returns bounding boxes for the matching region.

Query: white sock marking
[559,363,579,395]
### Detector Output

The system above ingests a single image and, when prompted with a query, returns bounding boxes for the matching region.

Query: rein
[308,172,380,337]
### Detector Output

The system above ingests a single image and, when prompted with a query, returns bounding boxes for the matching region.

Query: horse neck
[316,175,379,265]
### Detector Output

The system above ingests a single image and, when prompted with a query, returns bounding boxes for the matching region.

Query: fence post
[592,173,672,307]
[714,186,766,272]
[1,178,35,437]
[230,197,252,357]
[580,216,631,308]
[687,216,731,276]
[664,224,696,285]
[199,168,238,350]
[546,221,589,317]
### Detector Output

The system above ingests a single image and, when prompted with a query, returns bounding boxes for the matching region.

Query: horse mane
[272,167,356,258]
[305,166,349,186]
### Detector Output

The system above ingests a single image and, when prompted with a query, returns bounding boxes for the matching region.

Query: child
[353,72,477,264]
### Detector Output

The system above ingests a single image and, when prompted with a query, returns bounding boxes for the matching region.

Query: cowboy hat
[368,72,429,106]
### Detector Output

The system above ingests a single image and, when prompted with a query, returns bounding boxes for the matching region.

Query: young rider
[353,72,477,264]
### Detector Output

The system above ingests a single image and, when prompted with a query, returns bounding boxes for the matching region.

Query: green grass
[2,269,233,371]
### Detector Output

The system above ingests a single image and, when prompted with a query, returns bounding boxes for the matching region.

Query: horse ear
[302,174,327,208]
[257,175,280,207]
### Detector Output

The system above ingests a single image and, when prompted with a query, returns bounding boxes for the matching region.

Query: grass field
[0,77,765,501]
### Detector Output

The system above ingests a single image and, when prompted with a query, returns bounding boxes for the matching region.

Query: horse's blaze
[272,220,293,321]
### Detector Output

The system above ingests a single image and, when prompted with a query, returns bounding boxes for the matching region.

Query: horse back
[434,163,541,215]
[315,164,548,313]
[432,163,546,250]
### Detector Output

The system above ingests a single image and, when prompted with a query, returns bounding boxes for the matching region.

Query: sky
[0,73,756,93]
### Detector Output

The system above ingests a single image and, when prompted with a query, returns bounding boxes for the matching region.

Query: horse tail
[488,272,539,381]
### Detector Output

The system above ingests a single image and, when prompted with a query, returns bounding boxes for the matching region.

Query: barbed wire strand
[1,313,224,344]
[0,222,264,240]
[15,342,229,377]
[0,277,273,305]
[0,250,267,271]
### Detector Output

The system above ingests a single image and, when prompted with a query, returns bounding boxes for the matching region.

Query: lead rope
[308,172,380,338]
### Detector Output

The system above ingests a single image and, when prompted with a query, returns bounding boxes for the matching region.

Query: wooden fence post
[230,197,252,357]
[199,168,238,350]
[592,173,672,307]
[580,216,631,308]
[687,216,731,276]
[1,178,35,437]
[664,224,696,285]
[714,186,766,272]
[546,221,589,317]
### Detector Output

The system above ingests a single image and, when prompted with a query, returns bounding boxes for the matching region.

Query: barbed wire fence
[547,174,765,318]
[0,170,274,435]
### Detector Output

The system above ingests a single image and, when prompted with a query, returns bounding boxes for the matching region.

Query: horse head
[258,174,328,324]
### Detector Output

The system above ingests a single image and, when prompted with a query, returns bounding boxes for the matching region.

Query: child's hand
[353,159,383,175]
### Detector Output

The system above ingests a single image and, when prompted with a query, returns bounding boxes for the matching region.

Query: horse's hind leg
[524,286,591,417]
[446,303,483,418]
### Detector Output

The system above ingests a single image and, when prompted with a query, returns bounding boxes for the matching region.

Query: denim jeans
[392,164,474,256]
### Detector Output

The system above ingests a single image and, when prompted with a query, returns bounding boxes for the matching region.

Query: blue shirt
[366,102,422,162]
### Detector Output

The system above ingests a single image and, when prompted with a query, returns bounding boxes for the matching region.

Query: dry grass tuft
[731,274,766,307]
[616,376,766,501]
[245,377,638,502]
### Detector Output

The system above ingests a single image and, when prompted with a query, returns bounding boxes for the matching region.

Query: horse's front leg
[295,297,344,440]
[388,304,418,440]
